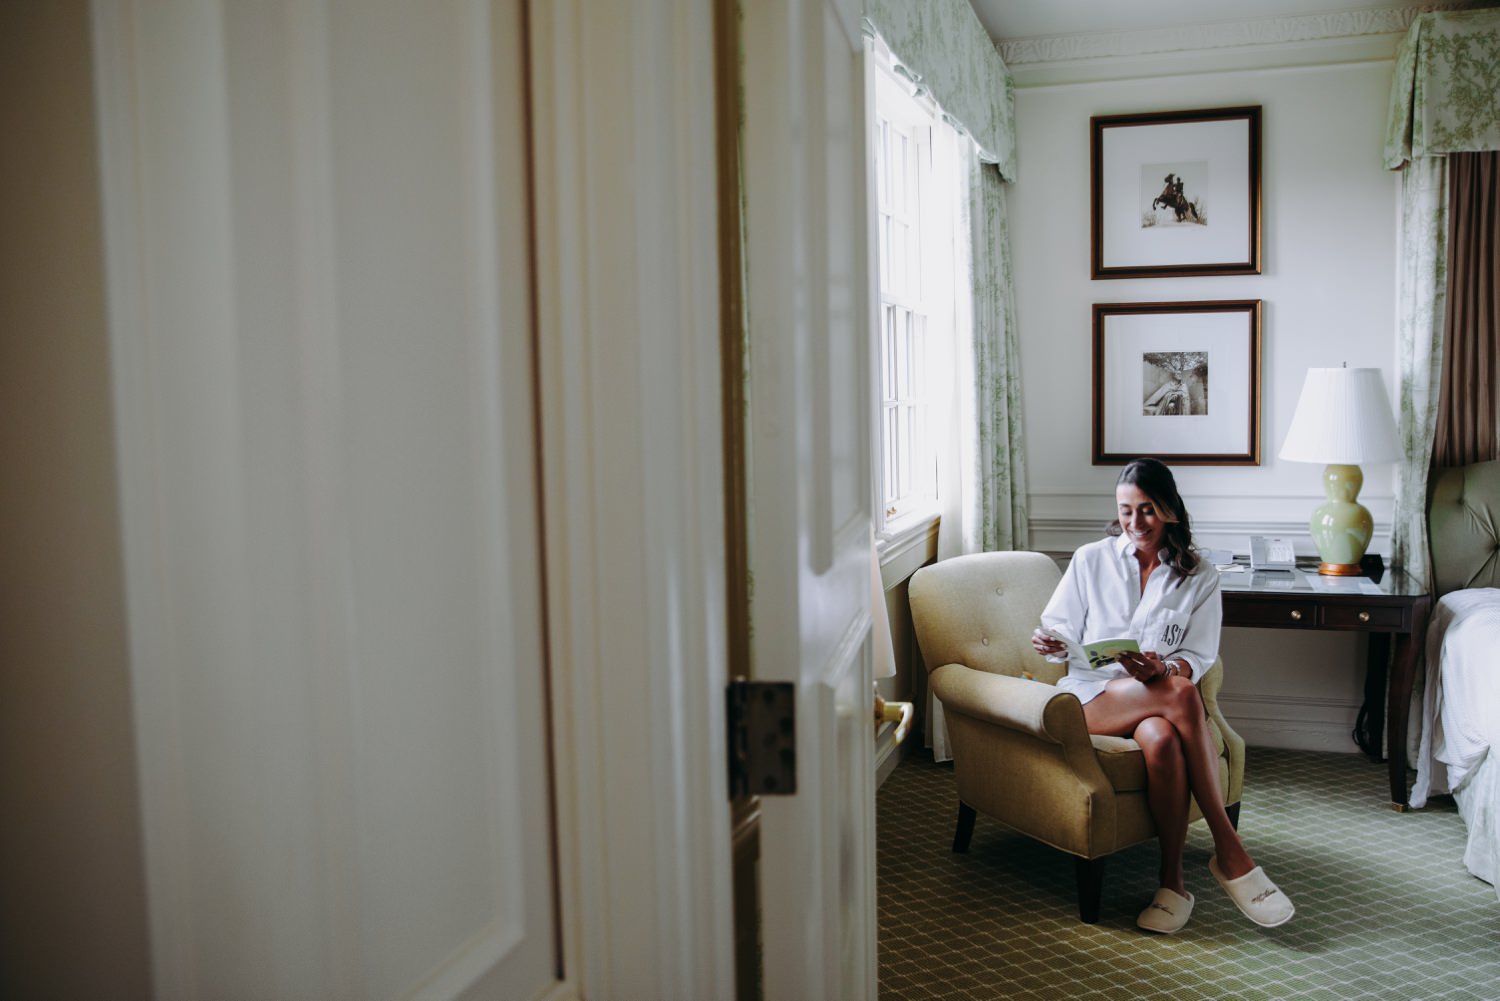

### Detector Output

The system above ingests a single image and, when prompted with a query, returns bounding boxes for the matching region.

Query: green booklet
[1044,628,1141,670]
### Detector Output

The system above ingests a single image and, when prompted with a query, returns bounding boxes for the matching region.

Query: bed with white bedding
[1412,459,1500,903]
[1411,589,1500,899]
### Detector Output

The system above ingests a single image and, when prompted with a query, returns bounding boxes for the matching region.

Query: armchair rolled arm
[929,664,1092,748]
[930,663,1119,853]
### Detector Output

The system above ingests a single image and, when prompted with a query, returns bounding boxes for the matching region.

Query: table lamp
[1278,366,1402,575]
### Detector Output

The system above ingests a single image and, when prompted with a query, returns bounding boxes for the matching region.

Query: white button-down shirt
[1040,534,1222,706]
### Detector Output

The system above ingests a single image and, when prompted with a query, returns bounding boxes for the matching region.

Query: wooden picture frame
[1090,106,1261,279]
[1092,300,1262,465]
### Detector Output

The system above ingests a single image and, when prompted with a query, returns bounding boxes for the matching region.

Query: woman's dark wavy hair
[1106,457,1201,576]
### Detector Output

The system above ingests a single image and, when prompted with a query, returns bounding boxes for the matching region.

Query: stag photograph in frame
[1093,300,1261,465]
[1091,106,1261,279]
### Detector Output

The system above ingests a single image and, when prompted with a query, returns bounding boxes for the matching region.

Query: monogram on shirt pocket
[1154,610,1190,652]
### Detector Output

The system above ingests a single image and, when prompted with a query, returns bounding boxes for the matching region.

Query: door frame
[527,0,737,996]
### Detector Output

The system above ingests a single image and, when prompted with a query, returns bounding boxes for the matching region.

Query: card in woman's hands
[1043,627,1141,669]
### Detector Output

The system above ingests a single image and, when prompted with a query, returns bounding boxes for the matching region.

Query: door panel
[740,0,876,996]
[92,1,555,998]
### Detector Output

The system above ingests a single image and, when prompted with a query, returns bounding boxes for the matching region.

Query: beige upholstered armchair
[908,550,1245,923]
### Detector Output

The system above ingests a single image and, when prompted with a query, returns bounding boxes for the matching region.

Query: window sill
[877,511,941,589]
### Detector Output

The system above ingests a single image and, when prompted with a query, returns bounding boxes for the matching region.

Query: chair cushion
[1090,735,1146,792]
[1089,719,1229,794]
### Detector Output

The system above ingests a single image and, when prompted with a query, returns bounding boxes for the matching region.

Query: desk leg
[1386,599,1431,811]
[1355,633,1390,761]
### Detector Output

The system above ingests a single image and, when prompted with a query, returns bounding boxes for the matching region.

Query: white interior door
[741,0,877,997]
[92,2,557,997]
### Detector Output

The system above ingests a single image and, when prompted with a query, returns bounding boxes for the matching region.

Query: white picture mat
[1100,118,1251,269]
[1101,310,1252,455]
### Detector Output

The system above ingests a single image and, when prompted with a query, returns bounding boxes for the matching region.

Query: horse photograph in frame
[1091,107,1261,279]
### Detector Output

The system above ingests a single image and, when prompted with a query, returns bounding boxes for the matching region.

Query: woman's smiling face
[1117,482,1167,556]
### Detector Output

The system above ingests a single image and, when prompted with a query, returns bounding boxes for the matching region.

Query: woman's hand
[1030,628,1066,658]
[1116,649,1174,684]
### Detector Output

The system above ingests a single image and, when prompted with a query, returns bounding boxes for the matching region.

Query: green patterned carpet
[877,747,1500,1000]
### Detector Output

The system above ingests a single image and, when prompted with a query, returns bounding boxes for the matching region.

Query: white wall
[1010,51,1403,750]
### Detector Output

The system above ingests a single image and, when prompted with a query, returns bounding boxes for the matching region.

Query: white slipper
[1209,856,1295,928]
[1136,887,1194,934]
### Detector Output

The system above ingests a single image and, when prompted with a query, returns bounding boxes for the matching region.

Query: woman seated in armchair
[1030,457,1295,934]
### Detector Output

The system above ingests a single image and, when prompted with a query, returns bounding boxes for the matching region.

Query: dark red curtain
[1434,151,1500,467]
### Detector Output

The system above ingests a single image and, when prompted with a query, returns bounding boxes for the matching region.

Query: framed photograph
[1092,300,1261,465]
[1090,106,1261,279]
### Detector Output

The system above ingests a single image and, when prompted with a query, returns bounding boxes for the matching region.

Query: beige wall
[0,2,151,996]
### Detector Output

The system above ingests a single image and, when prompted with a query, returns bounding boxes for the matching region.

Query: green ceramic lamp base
[1309,462,1373,576]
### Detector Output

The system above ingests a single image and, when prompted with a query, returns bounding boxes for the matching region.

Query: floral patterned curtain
[964,148,1029,555]
[1384,9,1500,590]
[863,0,1017,180]
[864,0,1026,561]
[1383,10,1500,170]
[864,2,1025,761]
[1391,157,1448,591]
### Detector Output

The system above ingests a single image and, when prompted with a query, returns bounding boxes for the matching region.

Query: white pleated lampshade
[1278,367,1402,464]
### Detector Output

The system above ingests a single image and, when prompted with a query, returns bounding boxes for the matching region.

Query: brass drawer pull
[1358,611,1371,623]
[1290,610,1302,621]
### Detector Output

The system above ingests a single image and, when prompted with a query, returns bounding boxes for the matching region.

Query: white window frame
[869,41,958,545]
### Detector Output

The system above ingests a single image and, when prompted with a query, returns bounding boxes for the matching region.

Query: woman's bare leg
[1085,675,1256,878]
[1132,716,1190,894]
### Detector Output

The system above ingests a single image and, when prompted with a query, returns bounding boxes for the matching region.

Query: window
[870,46,958,538]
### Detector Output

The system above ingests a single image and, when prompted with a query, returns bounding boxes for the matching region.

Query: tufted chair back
[1429,458,1500,597]
[908,550,1066,685]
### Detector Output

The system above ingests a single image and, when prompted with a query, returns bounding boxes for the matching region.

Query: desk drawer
[1320,604,1406,630]
[1224,598,1317,628]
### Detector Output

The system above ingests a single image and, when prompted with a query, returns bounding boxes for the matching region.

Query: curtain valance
[1384,8,1500,170]
[864,0,1017,180]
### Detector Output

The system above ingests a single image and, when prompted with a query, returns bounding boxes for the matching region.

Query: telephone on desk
[1249,536,1296,572]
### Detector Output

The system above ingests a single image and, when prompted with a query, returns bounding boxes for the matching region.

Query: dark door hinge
[726,679,796,798]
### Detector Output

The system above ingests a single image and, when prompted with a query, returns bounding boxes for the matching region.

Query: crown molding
[995,5,1459,66]
[1024,491,1395,559]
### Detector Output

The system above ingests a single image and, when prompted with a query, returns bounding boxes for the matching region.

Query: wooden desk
[1219,567,1430,810]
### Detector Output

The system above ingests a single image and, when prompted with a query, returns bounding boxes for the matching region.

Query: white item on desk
[1249,535,1296,572]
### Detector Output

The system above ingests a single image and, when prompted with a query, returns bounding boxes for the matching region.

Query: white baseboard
[1217,693,1364,754]
[1229,719,1365,753]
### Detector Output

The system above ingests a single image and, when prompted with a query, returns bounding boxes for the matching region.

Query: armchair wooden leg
[1074,857,1106,924]
[1227,801,1241,831]
[952,802,977,854]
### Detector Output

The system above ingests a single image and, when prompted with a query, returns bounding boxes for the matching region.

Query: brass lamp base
[1317,561,1363,576]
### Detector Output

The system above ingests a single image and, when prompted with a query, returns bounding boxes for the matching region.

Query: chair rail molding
[1027,491,1395,560]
